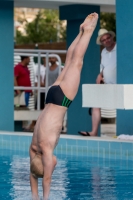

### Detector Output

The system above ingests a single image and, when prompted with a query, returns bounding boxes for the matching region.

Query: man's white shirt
[100,44,116,84]
[34,64,46,84]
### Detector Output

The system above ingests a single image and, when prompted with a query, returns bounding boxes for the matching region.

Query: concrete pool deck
[0,123,129,142]
[1,123,116,137]
[0,129,133,161]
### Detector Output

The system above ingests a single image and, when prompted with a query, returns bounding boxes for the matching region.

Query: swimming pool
[0,132,133,200]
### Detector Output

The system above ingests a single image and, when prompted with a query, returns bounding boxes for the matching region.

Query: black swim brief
[46,85,72,108]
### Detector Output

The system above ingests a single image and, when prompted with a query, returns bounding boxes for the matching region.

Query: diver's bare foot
[82,13,98,32]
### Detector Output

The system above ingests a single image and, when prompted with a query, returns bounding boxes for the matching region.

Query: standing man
[14,56,32,107]
[78,28,116,136]
[47,56,64,86]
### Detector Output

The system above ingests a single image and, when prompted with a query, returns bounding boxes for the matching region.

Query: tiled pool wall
[0,133,133,161]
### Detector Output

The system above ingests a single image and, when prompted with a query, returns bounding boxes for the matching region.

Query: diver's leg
[54,27,83,85]
[60,13,98,100]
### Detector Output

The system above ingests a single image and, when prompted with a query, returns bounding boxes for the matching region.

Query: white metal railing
[14,49,67,111]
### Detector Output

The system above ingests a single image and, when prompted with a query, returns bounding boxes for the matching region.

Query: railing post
[45,52,49,98]
[37,51,41,110]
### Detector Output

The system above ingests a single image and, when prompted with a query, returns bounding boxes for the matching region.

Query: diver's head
[30,154,44,178]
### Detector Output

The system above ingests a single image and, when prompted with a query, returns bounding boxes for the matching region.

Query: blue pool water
[1,149,133,200]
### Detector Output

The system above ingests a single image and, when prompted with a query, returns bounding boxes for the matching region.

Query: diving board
[82,84,133,109]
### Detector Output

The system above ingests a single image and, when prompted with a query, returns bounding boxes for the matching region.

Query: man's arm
[96,71,104,84]
[14,77,21,95]
[40,76,45,87]
[96,62,104,84]
[36,76,45,87]
[14,66,21,95]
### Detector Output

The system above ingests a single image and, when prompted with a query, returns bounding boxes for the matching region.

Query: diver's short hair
[30,154,44,178]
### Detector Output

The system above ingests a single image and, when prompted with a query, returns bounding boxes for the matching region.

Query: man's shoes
[78,131,90,136]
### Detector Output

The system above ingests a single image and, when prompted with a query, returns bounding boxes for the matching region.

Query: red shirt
[14,63,32,92]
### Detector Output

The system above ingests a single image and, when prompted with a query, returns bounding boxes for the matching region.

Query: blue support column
[0,1,14,131]
[60,5,100,135]
[116,0,133,135]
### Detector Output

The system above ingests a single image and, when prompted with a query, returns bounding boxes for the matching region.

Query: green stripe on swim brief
[66,98,71,107]
[62,96,72,108]
[62,96,66,107]
[65,98,69,107]
[63,96,68,107]
[67,99,72,107]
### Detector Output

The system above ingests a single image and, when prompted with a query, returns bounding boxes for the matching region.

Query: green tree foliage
[16,9,66,44]
[100,12,116,33]
[16,10,116,45]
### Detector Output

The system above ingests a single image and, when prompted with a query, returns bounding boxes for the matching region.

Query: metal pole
[14,49,66,54]
[37,52,41,110]
[45,52,49,99]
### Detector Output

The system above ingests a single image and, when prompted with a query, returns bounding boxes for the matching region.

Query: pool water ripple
[0,149,133,200]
